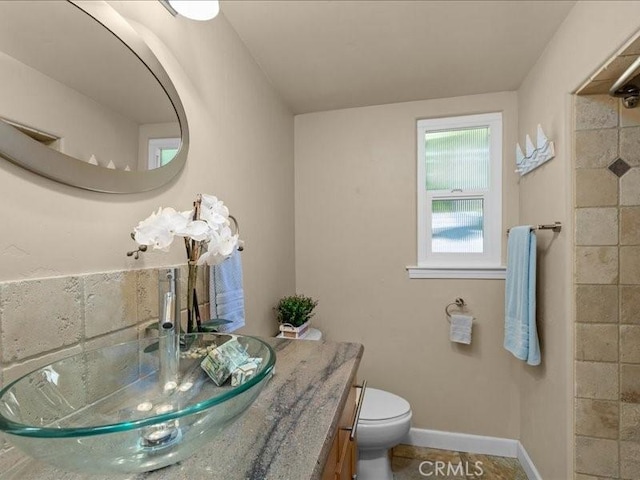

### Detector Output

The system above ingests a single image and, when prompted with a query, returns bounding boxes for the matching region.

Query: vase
[186,261,199,333]
[186,261,231,334]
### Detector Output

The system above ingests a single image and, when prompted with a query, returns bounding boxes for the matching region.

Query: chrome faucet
[158,268,180,388]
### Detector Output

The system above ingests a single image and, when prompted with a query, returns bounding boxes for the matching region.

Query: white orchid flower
[197,226,239,266]
[134,207,179,251]
[133,195,238,265]
[134,207,210,251]
[214,225,239,256]
[178,210,210,241]
[200,194,230,226]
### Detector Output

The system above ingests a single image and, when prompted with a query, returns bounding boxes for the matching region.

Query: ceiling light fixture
[161,1,220,21]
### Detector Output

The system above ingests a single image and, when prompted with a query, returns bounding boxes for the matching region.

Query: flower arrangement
[131,193,239,333]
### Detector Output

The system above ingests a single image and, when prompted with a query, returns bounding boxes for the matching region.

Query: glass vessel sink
[0,333,275,474]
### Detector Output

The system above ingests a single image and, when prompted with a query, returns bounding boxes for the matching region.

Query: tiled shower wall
[0,264,209,456]
[574,94,640,479]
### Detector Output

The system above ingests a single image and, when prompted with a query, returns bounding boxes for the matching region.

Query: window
[148,137,180,169]
[411,112,503,278]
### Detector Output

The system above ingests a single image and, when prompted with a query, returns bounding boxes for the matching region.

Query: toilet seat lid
[360,388,411,421]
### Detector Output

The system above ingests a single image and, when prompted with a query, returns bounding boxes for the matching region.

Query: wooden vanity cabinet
[322,383,363,480]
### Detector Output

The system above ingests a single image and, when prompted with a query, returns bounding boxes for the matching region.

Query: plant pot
[279,320,310,339]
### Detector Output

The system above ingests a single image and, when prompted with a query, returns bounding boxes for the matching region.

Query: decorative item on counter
[124,165,131,171]
[106,160,116,169]
[231,358,263,386]
[275,294,318,338]
[129,193,241,333]
[88,154,99,166]
[200,338,249,386]
[180,344,216,359]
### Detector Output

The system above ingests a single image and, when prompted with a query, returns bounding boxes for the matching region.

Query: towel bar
[506,221,561,235]
[445,298,466,323]
[229,215,244,251]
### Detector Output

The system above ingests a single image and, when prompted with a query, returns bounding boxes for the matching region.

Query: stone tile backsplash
[0,264,207,388]
[84,271,138,338]
[575,207,618,246]
[575,324,619,362]
[576,285,619,324]
[620,207,640,245]
[620,325,640,364]
[575,246,619,284]
[575,94,640,479]
[575,128,618,168]
[575,168,619,207]
[620,126,640,166]
[0,276,83,363]
[621,286,640,324]
[575,398,619,439]
[620,168,640,205]
[620,403,640,441]
[575,95,619,130]
[620,440,640,479]
[575,436,619,478]
[621,364,640,404]
[620,246,640,284]
[575,361,619,400]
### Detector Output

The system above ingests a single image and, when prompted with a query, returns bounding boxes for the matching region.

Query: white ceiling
[221,0,576,114]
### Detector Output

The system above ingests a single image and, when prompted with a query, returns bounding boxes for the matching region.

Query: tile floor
[392,444,528,480]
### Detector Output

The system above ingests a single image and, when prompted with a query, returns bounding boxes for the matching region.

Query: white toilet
[357,388,412,480]
[277,328,412,480]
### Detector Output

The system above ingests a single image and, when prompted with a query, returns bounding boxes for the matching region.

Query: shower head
[609,55,640,108]
[614,83,640,109]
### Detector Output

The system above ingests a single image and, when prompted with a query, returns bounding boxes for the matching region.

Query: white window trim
[148,137,180,169]
[406,266,506,280]
[411,112,503,279]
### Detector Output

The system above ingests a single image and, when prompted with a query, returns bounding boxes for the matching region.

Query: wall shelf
[515,125,555,176]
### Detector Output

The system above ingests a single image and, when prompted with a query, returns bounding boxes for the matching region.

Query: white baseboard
[403,428,519,458]
[402,428,541,480]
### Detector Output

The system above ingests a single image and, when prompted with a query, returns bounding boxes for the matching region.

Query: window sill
[406,266,506,279]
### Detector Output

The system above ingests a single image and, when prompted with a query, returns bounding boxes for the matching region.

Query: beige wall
[0,1,295,338]
[516,2,640,479]
[295,92,521,438]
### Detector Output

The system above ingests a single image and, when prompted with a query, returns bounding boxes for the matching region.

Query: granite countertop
[0,338,364,480]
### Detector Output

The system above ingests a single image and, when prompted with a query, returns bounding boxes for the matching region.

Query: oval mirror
[0,1,188,193]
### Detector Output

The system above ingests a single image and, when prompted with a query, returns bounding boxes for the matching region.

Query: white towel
[450,314,473,344]
[210,250,245,333]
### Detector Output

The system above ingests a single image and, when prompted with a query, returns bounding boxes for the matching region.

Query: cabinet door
[322,432,340,480]
[321,381,366,480]
[336,429,356,480]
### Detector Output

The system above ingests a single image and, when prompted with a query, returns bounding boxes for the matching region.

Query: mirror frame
[0,0,189,193]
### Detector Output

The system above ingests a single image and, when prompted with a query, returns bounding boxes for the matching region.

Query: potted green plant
[275,294,318,338]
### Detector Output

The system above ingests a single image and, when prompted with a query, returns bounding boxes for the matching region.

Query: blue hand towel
[504,226,540,366]
[210,250,245,333]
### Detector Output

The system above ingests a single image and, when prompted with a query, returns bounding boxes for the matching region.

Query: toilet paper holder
[445,298,466,322]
